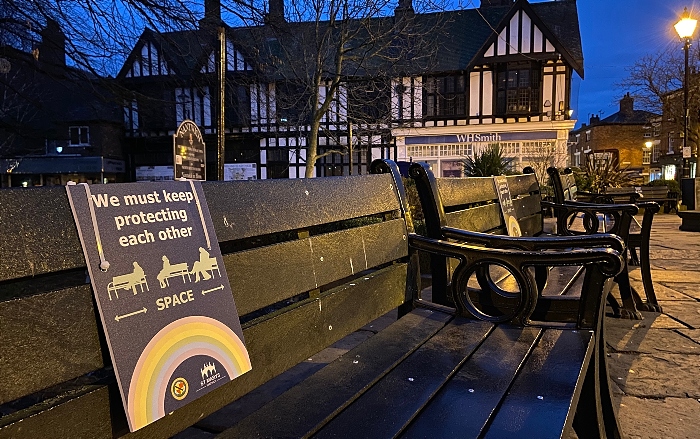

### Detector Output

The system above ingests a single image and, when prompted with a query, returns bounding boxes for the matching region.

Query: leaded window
[424,75,466,117]
[496,62,540,115]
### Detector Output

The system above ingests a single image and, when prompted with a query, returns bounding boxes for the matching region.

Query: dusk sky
[574,1,700,127]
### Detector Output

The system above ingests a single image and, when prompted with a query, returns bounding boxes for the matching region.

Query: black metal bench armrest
[440,226,625,253]
[542,201,638,238]
[409,233,623,325]
[543,200,639,215]
[636,201,661,213]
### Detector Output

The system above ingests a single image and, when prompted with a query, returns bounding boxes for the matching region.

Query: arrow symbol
[202,285,224,295]
[115,307,147,322]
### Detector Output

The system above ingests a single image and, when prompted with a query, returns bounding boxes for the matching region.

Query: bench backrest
[0,171,413,438]
[409,163,544,305]
[638,186,669,198]
[547,167,577,203]
[411,163,544,238]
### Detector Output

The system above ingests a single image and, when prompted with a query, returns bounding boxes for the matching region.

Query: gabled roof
[117,0,584,81]
[599,110,659,125]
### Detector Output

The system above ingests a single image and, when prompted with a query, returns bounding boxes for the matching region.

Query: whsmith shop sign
[404,131,559,145]
[66,181,251,431]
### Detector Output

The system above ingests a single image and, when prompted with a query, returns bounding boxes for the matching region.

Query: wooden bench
[599,186,678,214]
[637,186,679,213]
[409,162,644,323]
[547,167,662,315]
[0,164,624,439]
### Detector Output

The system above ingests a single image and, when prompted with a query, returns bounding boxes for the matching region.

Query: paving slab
[658,301,700,329]
[608,352,700,399]
[629,269,698,283]
[606,326,700,354]
[676,329,700,345]
[647,259,700,271]
[630,280,695,301]
[660,282,700,300]
[617,397,700,439]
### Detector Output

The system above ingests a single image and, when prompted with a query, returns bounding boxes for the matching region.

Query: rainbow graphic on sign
[126,315,251,430]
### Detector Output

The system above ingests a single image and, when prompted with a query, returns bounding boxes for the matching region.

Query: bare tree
[619,45,700,155]
[522,141,566,190]
[232,0,448,177]
[0,66,39,155]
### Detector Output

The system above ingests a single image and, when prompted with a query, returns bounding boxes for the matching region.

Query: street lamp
[675,7,697,178]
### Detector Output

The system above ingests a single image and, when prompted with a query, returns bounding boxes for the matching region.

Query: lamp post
[675,7,697,178]
[644,140,653,182]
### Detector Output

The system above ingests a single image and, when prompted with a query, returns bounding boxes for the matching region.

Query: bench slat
[0,285,103,404]
[436,178,496,207]
[400,325,542,438]
[0,187,85,282]
[214,308,453,437]
[228,218,407,316]
[507,174,540,198]
[204,174,400,242]
[512,193,543,220]
[484,328,593,439]
[445,204,502,234]
[0,387,112,439]
[313,317,495,439]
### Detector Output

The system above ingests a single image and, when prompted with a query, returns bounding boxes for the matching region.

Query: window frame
[495,61,541,116]
[69,126,90,146]
[423,74,467,118]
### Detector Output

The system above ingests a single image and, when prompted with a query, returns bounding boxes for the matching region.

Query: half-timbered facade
[391,0,582,176]
[118,0,583,179]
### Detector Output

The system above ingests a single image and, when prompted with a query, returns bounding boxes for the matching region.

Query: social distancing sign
[66,181,251,432]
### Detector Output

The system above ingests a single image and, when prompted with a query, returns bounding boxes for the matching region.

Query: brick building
[0,20,124,187]
[568,93,660,182]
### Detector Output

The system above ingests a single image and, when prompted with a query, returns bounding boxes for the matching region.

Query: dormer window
[496,62,540,115]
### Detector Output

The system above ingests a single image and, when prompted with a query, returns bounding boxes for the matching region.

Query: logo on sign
[171,377,189,400]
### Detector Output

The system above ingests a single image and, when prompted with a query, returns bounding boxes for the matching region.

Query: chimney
[620,92,634,117]
[38,19,66,67]
[479,0,515,8]
[199,0,223,29]
[395,0,414,18]
[589,115,600,124]
[266,0,286,24]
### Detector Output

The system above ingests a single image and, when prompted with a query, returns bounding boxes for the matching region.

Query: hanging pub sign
[493,175,522,237]
[66,181,251,432]
[174,120,206,181]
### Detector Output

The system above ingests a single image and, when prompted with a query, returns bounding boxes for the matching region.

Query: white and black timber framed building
[117,0,584,180]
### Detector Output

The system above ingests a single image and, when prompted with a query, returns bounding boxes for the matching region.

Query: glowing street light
[675,7,697,177]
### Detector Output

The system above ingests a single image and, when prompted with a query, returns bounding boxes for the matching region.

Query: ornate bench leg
[613,257,643,320]
[573,304,623,438]
[637,231,662,313]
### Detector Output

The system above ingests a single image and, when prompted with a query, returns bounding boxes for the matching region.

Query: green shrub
[576,156,634,193]
[463,144,515,176]
[645,178,680,194]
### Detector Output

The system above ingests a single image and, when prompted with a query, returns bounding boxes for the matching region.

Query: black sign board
[66,181,251,431]
[493,176,522,237]
[173,120,206,181]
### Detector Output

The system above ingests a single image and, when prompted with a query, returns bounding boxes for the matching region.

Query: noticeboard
[493,176,522,237]
[66,181,251,432]
[224,163,257,181]
[173,120,206,181]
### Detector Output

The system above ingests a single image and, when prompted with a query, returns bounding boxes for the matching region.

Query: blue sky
[574,1,700,127]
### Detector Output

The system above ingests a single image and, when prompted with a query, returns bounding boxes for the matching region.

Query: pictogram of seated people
[190,247,221,282]
[107,261,148,300]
